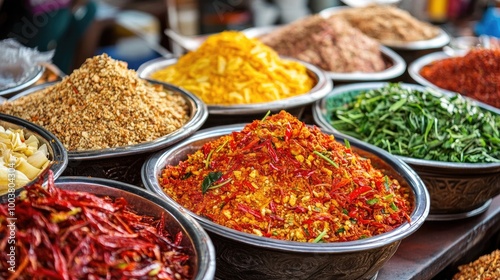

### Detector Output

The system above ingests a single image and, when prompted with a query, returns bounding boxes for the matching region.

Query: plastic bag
[0,39,54,91]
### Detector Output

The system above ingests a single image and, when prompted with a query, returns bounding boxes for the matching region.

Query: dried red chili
[160,111,413,243]
[0,172,192,280]
[419,49,500,108]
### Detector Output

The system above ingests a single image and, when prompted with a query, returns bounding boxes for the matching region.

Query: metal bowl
[53,176,216,280]
[137,57,333,116]
[312,82,500,220]
[142,124,429,280]
[318,6,450,51]
[8,80,208,185]
[0,113,68,201]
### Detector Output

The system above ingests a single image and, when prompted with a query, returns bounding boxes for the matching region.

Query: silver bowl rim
[142,123,430,253]
[408,51,500,113]
[0,112,68,199]
[0,65,45,96]
[312,81,500,169]
[318,6,451,50]
[53,176,216,280]
[8,80,209,160]
[240,25,407,81]
[137,56,333,115]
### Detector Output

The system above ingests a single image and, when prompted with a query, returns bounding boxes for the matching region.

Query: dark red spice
[419,49,500,108]
[0,172,192,280]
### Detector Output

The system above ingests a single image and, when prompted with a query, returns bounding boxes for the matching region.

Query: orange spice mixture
[159,111,413,243]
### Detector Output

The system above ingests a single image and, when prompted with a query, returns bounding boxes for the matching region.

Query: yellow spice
[151,31,315,105]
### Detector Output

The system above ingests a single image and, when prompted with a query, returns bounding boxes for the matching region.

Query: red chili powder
[419,49,500,109]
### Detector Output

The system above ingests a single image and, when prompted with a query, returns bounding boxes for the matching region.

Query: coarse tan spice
[0,54,190,151]
[150,31,315,105]
[259,15,388,73]
[159,111,413,243]
[331,5,440,43]
[453,249,500,280]
[419,49,500,109]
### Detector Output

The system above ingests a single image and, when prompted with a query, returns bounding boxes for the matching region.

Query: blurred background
[0,0,497,72]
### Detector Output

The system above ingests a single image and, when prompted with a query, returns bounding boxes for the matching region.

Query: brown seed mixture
[331,5,441,43]
[259,15,388,73]
[0,54,190,151]
[453,249,500,280]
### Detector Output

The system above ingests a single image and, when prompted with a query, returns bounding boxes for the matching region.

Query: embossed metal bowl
[162,27,405,83]
[142,124,429,280]
[0,113,68,201]
[8,80,208,186]
[54,176,216,280]
[312,82,500,220]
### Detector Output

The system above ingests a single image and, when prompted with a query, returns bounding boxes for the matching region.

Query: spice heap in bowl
[410,49,500,109]
[138,31,332,122]
[0,54,207,185]
[256,15,405,81]
[0,172,216,279]
[143,111,429,279]
[0,113,67,200]
[320,5,444,48]
[313,82,500,220]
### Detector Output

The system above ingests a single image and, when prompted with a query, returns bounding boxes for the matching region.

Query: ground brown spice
[332,5,440,43]
[0,54,190,151]
[259,15,388,73]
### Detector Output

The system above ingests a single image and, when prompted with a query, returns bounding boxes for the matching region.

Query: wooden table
[378,195,500,280]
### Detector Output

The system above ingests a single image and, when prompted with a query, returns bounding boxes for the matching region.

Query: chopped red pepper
[160,111,413,242]
[0,172,193,279]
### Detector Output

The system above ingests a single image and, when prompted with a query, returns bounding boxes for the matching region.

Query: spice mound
[331,5,441,43]
[452,249,500,280]
[0,54,189,151]
[0,126,50,193]
[0,172,193,280]
[326,83,500,163]
[419,49,500,109]
[160,111,412,242]
[259,15,388,73]
[150,31,315,105]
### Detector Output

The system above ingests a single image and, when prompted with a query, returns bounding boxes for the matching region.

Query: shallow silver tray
[318,6,450,50]
[137,57,333,115]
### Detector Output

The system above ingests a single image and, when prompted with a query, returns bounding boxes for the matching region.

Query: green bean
[326,83,500,163]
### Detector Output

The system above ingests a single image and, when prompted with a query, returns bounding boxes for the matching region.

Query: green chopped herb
[327,83,500,163]
[201,171,223,194]
[313,229,328,243]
